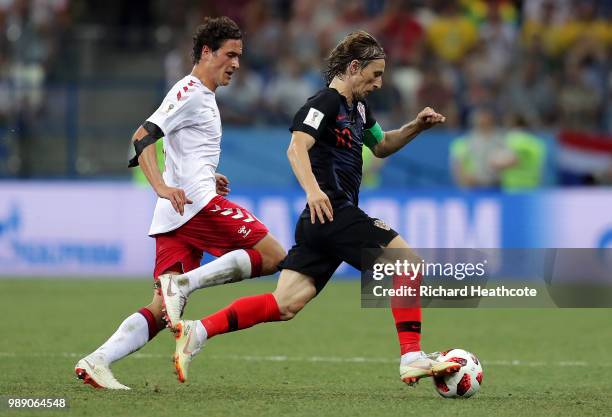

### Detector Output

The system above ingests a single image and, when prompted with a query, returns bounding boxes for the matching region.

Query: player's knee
[271,247,287,270]
[146,295,164,320]
[145,303,162,317]
[260,244,287,274]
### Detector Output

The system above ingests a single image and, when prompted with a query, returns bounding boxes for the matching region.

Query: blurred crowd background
[0,0,610,189]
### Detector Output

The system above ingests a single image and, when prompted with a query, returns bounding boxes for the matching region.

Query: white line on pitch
[0,352,596,367]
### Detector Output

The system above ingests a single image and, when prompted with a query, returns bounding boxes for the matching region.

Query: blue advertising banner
[0,182,610,276]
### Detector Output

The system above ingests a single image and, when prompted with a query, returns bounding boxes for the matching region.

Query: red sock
[245,249,263,278]
[391,273,422,355]
[138,307,162,341]
[201,293,280,339]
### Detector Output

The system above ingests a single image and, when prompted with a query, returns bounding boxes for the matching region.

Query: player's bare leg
[385,236,460,385]
[254,233,288,275]
[75,287,166,389]
[272,269,318,320]
[160,234,286,328]
[173,269,316,382]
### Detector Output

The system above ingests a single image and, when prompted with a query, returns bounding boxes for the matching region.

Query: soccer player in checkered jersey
[171,31,461,386]
[74,17,286,389]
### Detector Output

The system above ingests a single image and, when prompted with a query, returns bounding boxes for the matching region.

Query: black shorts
[278,205,398,293]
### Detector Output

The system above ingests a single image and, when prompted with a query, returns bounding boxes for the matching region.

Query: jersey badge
[304,107,324,129]
[373,219,390,231]
[162,102,176,115]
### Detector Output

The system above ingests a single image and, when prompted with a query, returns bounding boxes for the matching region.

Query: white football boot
[75,355,130,390]
[399,351,461,386]
[159,274,188,329]
[173,320,206,383]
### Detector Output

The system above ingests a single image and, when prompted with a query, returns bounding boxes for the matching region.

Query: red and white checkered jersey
[146,75,222,235]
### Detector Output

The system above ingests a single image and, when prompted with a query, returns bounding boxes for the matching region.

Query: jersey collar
[187,74,214,95]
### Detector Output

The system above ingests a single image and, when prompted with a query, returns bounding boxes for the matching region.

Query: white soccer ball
[433,348,483,398]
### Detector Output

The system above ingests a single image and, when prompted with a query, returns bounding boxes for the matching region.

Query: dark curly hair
[323,31,386,85]
[192,16,242,64]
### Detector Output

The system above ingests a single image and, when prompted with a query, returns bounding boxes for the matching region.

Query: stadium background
[1,0,610,274]
[0,1,611,416]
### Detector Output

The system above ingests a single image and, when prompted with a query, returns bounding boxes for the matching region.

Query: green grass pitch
[1,278,611,417]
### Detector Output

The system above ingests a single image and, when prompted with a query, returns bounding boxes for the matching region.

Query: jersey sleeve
[363,101,384,150]
[290,89,340,141]
[146,90,201,136]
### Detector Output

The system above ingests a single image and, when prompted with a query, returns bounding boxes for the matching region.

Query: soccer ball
[433,348,483,398]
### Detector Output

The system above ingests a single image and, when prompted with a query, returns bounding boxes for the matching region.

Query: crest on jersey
[357,102,366,123]
[373,219,390,231]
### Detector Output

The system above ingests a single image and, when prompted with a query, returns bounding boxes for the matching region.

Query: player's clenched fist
[307,188,334,224]
[156,184,193,215]
[415,107,446,130]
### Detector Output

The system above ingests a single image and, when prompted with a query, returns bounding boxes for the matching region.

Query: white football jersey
[146,75,221,235]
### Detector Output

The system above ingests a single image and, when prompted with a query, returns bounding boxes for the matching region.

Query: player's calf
[175,292,289,382]
[274,293,311,321]
[272,270,317,320]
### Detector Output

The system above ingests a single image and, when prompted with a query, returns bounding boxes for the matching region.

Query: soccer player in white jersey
[74,17,286,390]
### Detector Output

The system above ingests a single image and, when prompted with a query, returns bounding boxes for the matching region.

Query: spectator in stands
[426,2,478,64]
[374,0,424,66]
[286,0,322,70]
[556,1,610,55]
[216,64,264,125]
[462,43,503,93]
[521,0,570,57]
[1,0,610,184]
[502,56,556,128]
[450,108,511,189]
[366,67,406,128]
[558,62,601,132]
[499,115,546,191]
[478,3,516,84]
[241,4,283,74]
[461,77,500,127]
[164,35,191,89]
[564,34,608,120]
[318,0,368,56]
[264,56,316,125]
[523,0,571,27]
[463,0,518,27]
[2,0,57,176]
[415,65,457,128]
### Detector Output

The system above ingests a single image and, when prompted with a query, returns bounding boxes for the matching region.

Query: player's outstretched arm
[132,125,192,215]
[372,107,445,158]
[287,131,334,224]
